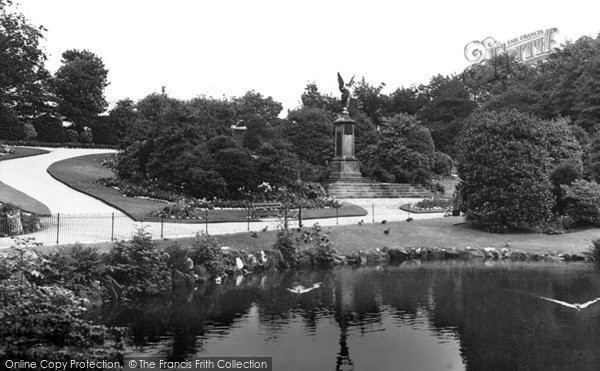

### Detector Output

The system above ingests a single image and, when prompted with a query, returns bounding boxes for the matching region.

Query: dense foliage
[0,239,123,361]
[562,179,600,226]
[458,110,558,232]
[357,114,439,184]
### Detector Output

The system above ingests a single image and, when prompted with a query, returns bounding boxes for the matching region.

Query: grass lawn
[69,216,600,256]
[0,147,51,215]
[47,154,367,222]
[0,146,49,161]
[47,154,167,218]
[210,217,600,255]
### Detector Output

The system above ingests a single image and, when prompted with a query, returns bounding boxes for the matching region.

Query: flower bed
[400,196,453,213]
[0,143,15,156]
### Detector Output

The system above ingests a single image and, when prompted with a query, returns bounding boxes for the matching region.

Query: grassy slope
[0,147,51,215]
[75,216,598,256]
[213,217,599,255]
[47,153,367,222]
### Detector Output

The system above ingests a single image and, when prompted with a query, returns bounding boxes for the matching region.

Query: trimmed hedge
[1,140,118,149]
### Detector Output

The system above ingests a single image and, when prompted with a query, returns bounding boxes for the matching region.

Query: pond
[98,261,600,370]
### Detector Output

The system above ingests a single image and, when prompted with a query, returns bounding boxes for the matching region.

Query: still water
[99,261,600,371]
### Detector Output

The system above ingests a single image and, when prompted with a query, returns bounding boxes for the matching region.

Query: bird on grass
[261,226,268,232]
[540,296,600,311]
[251,232,258,238]
[383,227,390,235]
[381,220,387,224]
[358,219,364,225]
[406,217,414,222]
[287,282,321,294]
[504,240,511,247]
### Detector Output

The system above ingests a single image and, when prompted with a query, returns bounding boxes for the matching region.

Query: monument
[329,73,362,180]
[327,74,432,198]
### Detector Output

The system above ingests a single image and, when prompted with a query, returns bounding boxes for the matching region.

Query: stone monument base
[329,158,362,180]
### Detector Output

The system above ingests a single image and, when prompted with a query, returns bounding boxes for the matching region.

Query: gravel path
[0,148,437,246]
[0,147,120,214]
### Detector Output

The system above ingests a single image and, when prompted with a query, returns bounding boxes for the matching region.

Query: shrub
[302,224,337,266]
[189,233,226,278]
[431,151,453,176]
[357,114,435,183]
[273,229,299,268]
[562,179,600,226]
[591,237,600,262]
[411,168,432,186]
[458,110,555,232]
[0,280,123,361]
[392,166,412,183]
[550,162,581,214]
[39,244,107,302]
[104,227,172,298]
[165,242,193,274]
[0,240,123,361]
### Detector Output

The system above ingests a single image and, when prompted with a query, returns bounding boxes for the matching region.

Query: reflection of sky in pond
[102,261,600,371]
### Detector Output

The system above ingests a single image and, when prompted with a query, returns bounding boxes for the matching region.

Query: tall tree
[573,54,600,133]
[53,49,109,131]
[417,75,476,155]
[301,82,339,112]
[0,0,52,139]
[351,78,386,124]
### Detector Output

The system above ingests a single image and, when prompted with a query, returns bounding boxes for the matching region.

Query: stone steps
[327,181,433,198]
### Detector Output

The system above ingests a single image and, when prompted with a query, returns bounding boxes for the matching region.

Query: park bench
[251,202,282,218]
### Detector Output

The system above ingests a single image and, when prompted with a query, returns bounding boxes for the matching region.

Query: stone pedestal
[330,110,362,180]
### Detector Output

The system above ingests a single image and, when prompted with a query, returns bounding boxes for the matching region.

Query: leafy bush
[591,237,600,262]
[0,280,123,361]
[301,224,337,266]
[104,227,172,298]
[410,168,432,186]
[273,229,299,268]
[0,239,123,361]
[358,114,435,183]
[550,162,581,214]
[165,242,193,274]
[458,110,555,232]
[431,151,453,176]
[39,244,107,302]
[189,233,226,278]
[562,179,600,226]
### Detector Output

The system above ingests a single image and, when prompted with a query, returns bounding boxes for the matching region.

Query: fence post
[56,213,60,244]
[161,217,164,238]
[111,213,115,241]
[298,205,303,228]
[247,208,250,231]
[284,204,288,229]
[205,209,208,234]
[336,206,339,225]
[372,204,375,224]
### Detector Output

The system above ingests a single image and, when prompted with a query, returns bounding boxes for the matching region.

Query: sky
[16,0,600,115]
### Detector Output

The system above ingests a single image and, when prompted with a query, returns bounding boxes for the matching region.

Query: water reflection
[98,261,600,370]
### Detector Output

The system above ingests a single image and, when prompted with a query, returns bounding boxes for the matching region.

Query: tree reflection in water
[97,262,600,371]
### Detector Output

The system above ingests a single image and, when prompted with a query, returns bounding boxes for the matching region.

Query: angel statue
[337,72,355,113]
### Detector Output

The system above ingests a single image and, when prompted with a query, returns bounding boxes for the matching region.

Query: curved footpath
[0,147,120,214]
[0,147,439,246]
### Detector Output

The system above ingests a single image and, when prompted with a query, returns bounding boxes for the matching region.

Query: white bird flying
[286,282,322,294]
[539,296,600,310]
